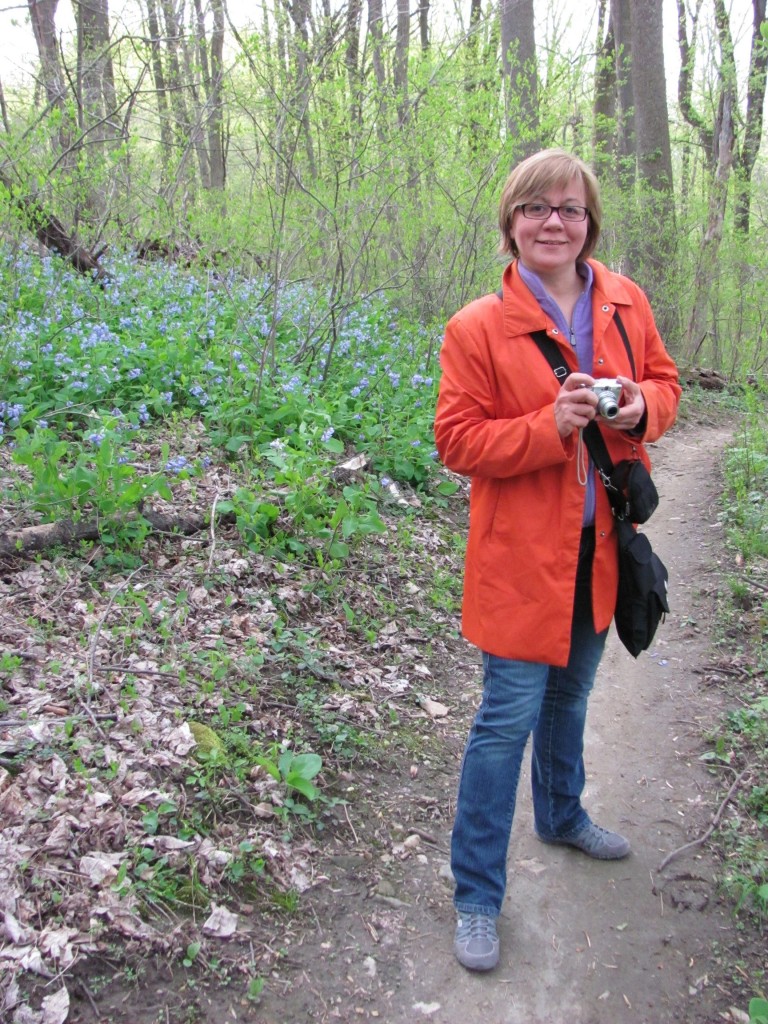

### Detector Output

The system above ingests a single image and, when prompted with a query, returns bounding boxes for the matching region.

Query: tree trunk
[194,0,226,190]
[419,0,430,53]
[630,0,673,193]
[611,0,635,184]
[394,0,410,126]
[593,0,617,177]
[75,0,118,222]
[733,0,768,233]
[28,0,76,162]
[344,0,363,143]
[685,0,737,366]
[144,0,174,179]
[499,0,538,156]
[676,0,714,167]
[285,0,318,179]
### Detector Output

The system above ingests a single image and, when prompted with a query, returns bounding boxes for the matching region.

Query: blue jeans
[452,529,608,917]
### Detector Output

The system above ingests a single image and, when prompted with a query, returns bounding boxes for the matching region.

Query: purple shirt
[517,261,596,525]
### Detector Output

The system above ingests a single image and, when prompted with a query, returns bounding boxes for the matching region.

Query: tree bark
[630,0,673,194]
[499,0,538,156]
[394,0,410,127]
[0,507,232,558]
[685,0,737,366]
[611,0,635,184]
[75,0,118,222]
[593,0,617,177]
[194,0,226,190]
[144,0,174,177]
[677,0,714,168]
[418,0,430,53]
[28,0,76,162]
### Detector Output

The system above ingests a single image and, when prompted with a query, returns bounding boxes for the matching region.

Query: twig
[91,665,179,680]
[207,490,220,574]
[344,802,359,843]
[76,978,100,1018]
[657,768,751,872]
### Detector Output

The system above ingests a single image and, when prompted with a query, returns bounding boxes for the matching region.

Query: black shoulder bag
[528,318,669,657]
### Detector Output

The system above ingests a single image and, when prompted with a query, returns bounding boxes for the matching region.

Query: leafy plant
[257,749,323,801]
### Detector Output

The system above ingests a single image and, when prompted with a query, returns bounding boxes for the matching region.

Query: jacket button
[600,530,606,537]
[602,305,610,312]
[597,358,604,364]
[552,328,559,334]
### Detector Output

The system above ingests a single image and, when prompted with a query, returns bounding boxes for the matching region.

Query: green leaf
[287,752,322,780]
[436,480,460,495]
[225,435,252,453]
[284,774,320,800]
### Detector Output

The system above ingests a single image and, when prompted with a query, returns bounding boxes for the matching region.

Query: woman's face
[510,177,590,280]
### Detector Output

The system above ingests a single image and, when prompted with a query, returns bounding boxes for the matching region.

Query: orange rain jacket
[434,258,681,666]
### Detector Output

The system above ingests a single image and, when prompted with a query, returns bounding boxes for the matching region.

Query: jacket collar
[501,258,634,337]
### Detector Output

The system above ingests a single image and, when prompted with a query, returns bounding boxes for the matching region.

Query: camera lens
[597,394,619,419]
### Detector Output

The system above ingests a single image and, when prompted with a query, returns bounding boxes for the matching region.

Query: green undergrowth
[709,390,768,1008]
[0,246,458,561]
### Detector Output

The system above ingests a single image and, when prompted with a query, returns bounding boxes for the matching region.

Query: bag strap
[528,327,626,518]
[493,288,635,517]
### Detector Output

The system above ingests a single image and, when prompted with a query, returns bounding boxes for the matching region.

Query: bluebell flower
[321,427,335,442]
[165,455,188,474]
[88,432,105,445]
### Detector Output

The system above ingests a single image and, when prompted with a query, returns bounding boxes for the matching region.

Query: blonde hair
[498,149,602,261]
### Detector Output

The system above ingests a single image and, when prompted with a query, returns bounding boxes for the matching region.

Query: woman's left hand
[603,376,646,432]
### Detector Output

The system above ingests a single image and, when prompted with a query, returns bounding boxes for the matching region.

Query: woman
[434,149,681,972]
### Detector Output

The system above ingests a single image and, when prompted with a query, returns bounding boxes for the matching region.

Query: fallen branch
[0,508,236,558]
[657,768,752,872]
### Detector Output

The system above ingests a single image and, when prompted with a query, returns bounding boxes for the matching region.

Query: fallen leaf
[41,987,69,1024]
[202,903,238,938]
[418,696,449,718]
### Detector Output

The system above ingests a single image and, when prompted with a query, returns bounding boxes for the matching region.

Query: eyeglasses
[516,203,589,222]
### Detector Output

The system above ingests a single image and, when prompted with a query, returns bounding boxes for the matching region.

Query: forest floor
[2,411,766,1024]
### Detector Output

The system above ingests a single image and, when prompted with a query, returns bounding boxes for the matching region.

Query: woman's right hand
[554,373,598,438]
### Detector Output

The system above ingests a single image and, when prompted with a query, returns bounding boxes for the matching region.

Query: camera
[591,378,622,420]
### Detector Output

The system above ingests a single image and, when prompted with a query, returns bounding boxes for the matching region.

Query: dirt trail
[245,419,740,1024]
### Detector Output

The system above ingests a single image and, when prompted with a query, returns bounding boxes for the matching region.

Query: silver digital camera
[592,378,622,420]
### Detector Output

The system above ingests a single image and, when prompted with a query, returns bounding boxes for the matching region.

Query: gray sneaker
[454,914,499,971]
[538,822,630,860]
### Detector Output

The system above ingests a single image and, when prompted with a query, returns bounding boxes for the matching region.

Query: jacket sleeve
[627,287,681,444]
[434,307,577,479]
